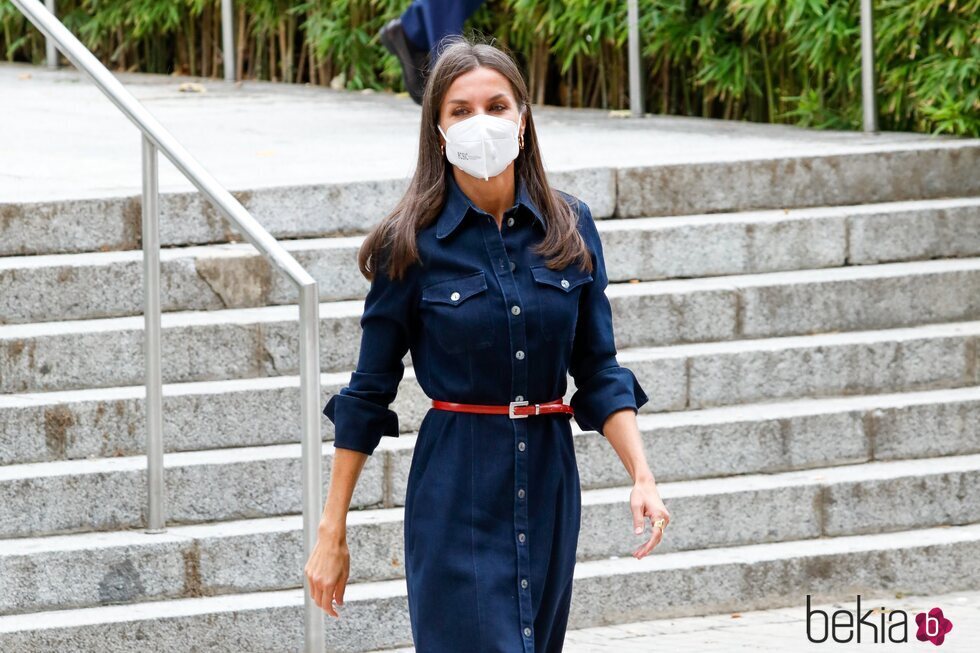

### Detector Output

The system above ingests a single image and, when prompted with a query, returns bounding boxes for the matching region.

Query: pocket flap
[530,264,593,292]
[421,271,488,305]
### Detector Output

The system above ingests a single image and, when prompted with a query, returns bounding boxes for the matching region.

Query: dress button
[518,532,526,543]
[509,260,516,272]
[521,578,528,589]
[560,278,569,288]
[507,217,515,227]
[511,305,521,315]
[518,488,525,498]
[515,350,524,360]
[524,627,531,637]
[450,291,460,301]
[515,395,523,401]
[518,441,526,452]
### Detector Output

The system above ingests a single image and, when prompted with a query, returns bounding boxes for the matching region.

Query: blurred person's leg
[379,18,430,105]
[381,0,486,105]
[400,0,487,56]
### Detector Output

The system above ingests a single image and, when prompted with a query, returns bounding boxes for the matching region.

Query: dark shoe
[379,17,429,105]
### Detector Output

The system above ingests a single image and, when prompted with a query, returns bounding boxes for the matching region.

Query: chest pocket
[530,264,593,343]
[420,270,495,354]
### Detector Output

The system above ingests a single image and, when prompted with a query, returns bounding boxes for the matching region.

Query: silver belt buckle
[508,400,529,419]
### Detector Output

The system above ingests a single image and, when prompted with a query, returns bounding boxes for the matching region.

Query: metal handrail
[626,0,878,132]
[11,1,324,650]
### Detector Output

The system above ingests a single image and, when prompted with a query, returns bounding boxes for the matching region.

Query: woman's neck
[452,166,516,226]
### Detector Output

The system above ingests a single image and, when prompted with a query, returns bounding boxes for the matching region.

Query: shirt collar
[435,169,545,240]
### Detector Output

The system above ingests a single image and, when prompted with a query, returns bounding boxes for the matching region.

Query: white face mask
[438,107,524,181]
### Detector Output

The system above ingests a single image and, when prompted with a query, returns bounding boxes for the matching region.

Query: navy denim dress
[323,168,649,652]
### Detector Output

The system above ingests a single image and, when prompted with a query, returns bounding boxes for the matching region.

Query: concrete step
[3,197,978,325]
[1,521,978,652]
[622,318,979,410]
[1,375,978,541]
[2,256,979,393]
[602,196,980,283]
[614,142,980,219]
[0,235,369,326]
[611,256,980,348]
[2,320,978,467]
[2,141,977,258]
[2,451,979,615]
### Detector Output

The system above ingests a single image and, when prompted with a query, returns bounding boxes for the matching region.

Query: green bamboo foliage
[2,0,976,135]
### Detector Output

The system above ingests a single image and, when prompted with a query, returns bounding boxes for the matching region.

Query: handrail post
[627,0,643,117]
[44,0,57,69]
[142,134,166,534]
[221,0,235,82]
[860,0,878,133]
[299,284,325,652]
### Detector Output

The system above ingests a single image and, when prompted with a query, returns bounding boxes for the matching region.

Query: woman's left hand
[629,477,670,559]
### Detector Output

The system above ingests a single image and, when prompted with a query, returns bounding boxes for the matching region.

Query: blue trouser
[400,0,487,55]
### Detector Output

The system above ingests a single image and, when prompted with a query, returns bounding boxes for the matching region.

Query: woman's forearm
[318,447,369,540]
[602,408,655,483]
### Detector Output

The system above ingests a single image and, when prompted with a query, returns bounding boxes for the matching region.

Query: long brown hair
[357,34,592,282]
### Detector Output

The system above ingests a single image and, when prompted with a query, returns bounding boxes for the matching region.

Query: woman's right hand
[304,525,350,617]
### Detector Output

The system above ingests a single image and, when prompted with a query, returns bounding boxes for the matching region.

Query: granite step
[2,320,978,467]
[2,196,977,325]
[3,142,978,258]
[2,257,979,393]
[1,382,978,541]
[1,521,978,652]
[2,452,978,615]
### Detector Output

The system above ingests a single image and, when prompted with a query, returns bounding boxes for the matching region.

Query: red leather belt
[431,398,574,420]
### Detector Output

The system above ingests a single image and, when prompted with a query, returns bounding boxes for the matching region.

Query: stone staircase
[1,140,979,652]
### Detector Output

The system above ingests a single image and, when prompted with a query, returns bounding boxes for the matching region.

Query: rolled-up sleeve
[323,253,417,456]
[568,200,649,436]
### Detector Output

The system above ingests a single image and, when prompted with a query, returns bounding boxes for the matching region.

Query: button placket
[480,215,534,653]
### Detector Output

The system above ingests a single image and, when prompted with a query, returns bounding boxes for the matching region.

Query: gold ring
[653,518,666,533]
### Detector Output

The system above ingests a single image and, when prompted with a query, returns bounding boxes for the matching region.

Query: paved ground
[0,61,962,203]
[375,589,980,652]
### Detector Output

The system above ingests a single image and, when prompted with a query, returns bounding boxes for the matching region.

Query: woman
[305,35,670,652]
